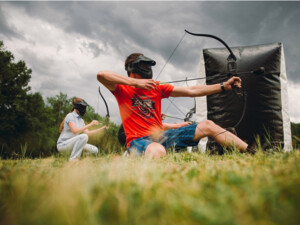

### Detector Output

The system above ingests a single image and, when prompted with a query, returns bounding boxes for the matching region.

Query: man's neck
[129,73,142,79]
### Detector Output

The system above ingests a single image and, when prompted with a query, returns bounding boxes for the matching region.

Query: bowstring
[154,31,190,121]
[155,32,186,81]
[97,88,99,115]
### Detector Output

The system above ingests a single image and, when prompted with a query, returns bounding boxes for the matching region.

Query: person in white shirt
[57,98,107,161]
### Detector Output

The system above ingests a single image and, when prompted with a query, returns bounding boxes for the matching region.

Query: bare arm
[97,71,157,92]
[170,76,241,97]
[84,125,108,136]
[163,122,191,130]
[68,120,99,134]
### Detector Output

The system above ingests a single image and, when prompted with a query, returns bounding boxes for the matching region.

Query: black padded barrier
[203,43,284,152]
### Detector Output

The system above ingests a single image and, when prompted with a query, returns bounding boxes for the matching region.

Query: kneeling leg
[193,120,247,152]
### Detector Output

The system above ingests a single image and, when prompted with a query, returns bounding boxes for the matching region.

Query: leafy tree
[0,41,121,158]
[0,41,31,138]
[46,92,72,130]
[0,41,56,157]
[0,41,33,155]
[19,92,57,157]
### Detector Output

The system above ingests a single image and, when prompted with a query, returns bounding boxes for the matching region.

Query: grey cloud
[80,41,104,58]
[2,1,300,81]
[1,1,300,117]
[18,49,61,79]
[195,2,300,82]
[0,5,24,40]
[88,42,102,58]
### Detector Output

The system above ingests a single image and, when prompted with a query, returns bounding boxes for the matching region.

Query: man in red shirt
[97,53,254,158]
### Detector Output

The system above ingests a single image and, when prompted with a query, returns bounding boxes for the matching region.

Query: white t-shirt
[57,111,85,144]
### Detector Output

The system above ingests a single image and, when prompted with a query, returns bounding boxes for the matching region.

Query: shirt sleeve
[111,84,122,97]
[65,113,75,124]
[157,83,174,99]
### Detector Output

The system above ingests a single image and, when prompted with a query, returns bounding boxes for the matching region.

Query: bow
[184,76,196,123]
[184,30,248,132]
[158,29,249,133]
[98,86,110,125]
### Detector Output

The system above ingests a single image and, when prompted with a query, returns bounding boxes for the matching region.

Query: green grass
[1,150,300,225]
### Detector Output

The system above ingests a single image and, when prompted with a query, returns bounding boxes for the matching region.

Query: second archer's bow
[98,86,110,125]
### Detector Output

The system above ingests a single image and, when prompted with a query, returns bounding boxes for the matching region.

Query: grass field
[1,150,300,225]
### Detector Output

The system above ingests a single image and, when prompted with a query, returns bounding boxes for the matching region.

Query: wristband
[220,82,226,92]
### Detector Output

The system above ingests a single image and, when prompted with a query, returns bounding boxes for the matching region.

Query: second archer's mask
[73,99,89,117]
[125,55,156,79]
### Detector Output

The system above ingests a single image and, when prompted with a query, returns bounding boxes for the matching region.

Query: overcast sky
[1,1,300,124]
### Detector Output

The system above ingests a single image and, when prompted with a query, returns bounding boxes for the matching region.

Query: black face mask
[125,55,156,79]
[73,100,89,117]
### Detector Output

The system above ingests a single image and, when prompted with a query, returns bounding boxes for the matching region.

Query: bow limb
[232,90,247,129]
[183,77,196,123]
[98,86,110,124]
[185,29,237,61]
[184,106,196,123]
[185,29,237,75]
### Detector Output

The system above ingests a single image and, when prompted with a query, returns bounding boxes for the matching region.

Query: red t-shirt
[112,82,174,147]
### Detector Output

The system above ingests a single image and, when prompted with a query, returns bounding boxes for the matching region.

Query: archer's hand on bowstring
[133,78,156,90]
[89,120,108,130]
[83,120,108,136]
[224,76,242,91]
[90,120,99,126]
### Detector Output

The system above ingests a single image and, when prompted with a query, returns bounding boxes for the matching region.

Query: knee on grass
[145,143,166,158]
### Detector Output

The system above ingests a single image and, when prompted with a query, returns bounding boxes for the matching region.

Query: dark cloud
[89,42,104,58]
[1,1,300,122]
[3,2,300,82]
[196,2,300,82]
[0,5,24,40]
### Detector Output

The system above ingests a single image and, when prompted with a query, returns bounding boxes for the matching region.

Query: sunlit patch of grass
[1,151,300,225]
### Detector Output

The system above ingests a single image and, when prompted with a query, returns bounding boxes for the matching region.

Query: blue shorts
[128,123,199,155]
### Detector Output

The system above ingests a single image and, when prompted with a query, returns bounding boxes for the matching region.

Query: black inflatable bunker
[195,43,292,153]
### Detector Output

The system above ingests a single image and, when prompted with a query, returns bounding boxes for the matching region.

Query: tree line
[0,41,121,158]
[1,41,300,158]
